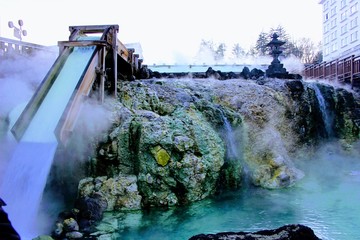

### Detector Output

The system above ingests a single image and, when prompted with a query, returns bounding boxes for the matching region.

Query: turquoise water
[111,145,360,240]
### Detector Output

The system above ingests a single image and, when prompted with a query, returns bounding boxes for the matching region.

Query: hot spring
[109,142,360,240]
[1,59,360,240]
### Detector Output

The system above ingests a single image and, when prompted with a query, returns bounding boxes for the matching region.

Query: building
[320,0,360,61]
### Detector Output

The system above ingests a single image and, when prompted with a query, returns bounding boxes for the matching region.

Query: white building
[320,0,360,61]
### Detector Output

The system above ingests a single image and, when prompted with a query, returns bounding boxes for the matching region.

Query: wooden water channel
[304,55,360,88]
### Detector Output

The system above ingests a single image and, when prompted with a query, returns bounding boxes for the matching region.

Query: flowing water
[311,83,333,137]
[219,109,240,161]
[0,46,97,239]
[109,144,360,240]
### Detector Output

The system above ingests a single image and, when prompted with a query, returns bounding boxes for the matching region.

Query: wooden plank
[58,40,108,48]
[56,49,99,145]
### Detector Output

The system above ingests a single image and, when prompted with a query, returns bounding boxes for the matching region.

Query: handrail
[0,36,53,56]
[303,54,360,88]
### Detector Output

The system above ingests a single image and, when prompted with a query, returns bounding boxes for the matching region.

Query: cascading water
[220,110,240,161]
[0,46,97,239]
[1,142,58,237]
[310,83,333,137]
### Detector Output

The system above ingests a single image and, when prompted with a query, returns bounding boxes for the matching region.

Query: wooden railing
[0,36,52,57]
[304,55,360,88]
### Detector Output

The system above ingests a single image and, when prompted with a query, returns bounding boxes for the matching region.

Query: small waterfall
[0,141,58,238]
[217,108,249,189]
[311,83,333,137]
[219,110,240,160]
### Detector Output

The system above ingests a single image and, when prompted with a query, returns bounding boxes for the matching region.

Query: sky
[0,0,323,64]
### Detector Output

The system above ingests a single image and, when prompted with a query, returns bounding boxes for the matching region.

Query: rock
[32,236,54,240]
[65,231,83,239]
[285,80,304,99]
[250,68,265,79]
[134,107,225,207]
[74,78,360,210]
[137,66,150,79]
[75,193,108,223]
[241,66,251,79]
[205,67,216,78]
[189,224,320,240]
[52,222,63,237]
[151,145,171,166]
[63,218,79,231]
[77,175,142,211]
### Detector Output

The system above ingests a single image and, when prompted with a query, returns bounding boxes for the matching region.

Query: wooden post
[351,55,354,88]
[113,28,118,98]
[99,46,106,103]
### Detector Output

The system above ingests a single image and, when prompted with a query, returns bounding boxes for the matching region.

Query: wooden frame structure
[304,55,360,88]
[11,24,142,145]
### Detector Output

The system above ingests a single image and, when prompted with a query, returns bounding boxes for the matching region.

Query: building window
[330,30,337,41]
[324,23,330,33]
[324,1,329,11]
[331,42,338,52]
[341,24,348,35]
[324,46,330,56]
[341,0,347,9]
[351,31,358,42]
[351,17,358,28]
[350,3,358,15]
[324,35,330,45]
[325,12,330,21]
[341,36,348,47]
[331,18,337,28]
[331,7,337,16]
[341,10,348,21]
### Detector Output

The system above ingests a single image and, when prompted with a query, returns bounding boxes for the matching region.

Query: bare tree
[294,38,319,64]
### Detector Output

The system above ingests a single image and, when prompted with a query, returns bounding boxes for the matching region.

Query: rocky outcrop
[73,78,360,208]
[189,224,320,240]
[86,79,304,196]
[48,77,360,238]
[136,66,265,80]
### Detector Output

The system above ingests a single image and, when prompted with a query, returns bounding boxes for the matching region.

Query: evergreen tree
[215,43,226,61]
[254,31,269,56]
[232,43,246,59]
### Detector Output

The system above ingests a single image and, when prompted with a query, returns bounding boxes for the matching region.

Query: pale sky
[0,0,323,64]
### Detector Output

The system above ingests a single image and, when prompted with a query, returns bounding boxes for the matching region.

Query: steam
[37,95,117,236]
[0,51,57,239]
[0,51,56,175]
[0,51,57,116]
[0,49,117,238]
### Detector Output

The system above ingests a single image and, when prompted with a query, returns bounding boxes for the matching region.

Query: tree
[232,43,246,59]
[250,31,269,56]
[269,25,297,57]
[250,25,323,64]
[294,38,320,64]
[196,40,227,63]
[312,41,323,64]
[215,43,226,61]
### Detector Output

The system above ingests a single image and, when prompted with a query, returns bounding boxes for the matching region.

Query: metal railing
[0,36,52,57]
[304,55,360,88]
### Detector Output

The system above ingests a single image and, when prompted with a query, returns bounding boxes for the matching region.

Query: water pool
[101,146,360,240]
